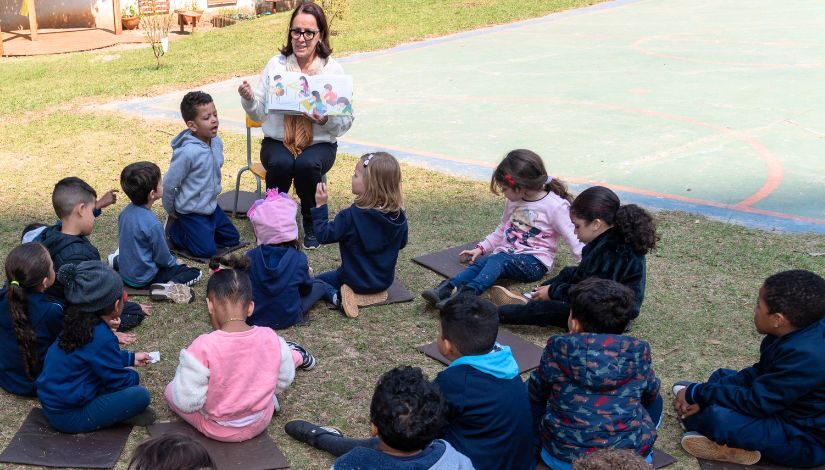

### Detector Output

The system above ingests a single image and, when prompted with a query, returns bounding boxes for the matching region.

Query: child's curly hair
[369,366,446,452]
[572,448,652,469]
[762,270,825,328]
[570,186,658,255]
[207,254,254,307]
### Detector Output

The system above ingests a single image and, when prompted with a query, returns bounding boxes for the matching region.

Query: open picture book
[266,71,353,116]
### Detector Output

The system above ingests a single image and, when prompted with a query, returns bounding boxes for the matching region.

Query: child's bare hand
[114,331,137,345]
[139,303,152,316]
[96,189,118,209]
[238,80,254,101]
[304,110,329,125]
[531,285,550,301]
[315,182,328,206]
[673,388,701,419]
[458,248,482,264]
[134,352,151,367]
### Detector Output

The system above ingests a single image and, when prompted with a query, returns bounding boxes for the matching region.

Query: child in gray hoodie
[163,91,240,258]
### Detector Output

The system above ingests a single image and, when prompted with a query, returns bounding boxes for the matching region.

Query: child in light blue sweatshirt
[163,91,240,258]
[115,161,201,289]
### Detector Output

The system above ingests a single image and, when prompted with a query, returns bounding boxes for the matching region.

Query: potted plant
[121,5,141,30]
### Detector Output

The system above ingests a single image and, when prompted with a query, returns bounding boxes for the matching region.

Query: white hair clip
[546,175,554,184]
[363,153,375,167]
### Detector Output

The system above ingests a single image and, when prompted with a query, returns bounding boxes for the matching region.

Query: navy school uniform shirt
[37,224,102,302]
[333,439,474,469]
[0,290,64,396]
[433,344,535,470]
[311,204,408,293]
[246,244,312,330]
[684,317,825,442]
[37,321,137,412]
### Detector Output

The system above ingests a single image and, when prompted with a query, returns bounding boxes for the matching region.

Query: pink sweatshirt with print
[477,193,583,270]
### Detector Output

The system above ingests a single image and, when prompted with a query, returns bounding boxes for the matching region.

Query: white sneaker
[107,249,119,269]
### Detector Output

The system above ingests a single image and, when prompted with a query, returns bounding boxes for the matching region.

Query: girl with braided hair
[0,243,62,396]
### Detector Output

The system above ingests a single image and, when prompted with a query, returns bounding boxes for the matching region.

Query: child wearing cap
[36,261,154,433]
[228,189,329,329]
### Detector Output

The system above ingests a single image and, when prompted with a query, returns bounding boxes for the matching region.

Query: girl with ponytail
[496,186,658,329]
[0,243,62,396]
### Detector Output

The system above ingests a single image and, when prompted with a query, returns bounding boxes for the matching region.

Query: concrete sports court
[106,0,825,233]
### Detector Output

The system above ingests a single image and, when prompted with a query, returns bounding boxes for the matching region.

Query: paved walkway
[102,0,825,233]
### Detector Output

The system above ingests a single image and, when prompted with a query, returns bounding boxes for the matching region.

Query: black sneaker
[435,286,476,311]
[286,341,316,370]
[421,280,454,306]
[302,218,320,250]
[285,420,343,448]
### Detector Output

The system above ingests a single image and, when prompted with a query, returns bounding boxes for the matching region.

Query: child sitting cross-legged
[113,161,201,300]
[312,152,408,318]
[36,176,148,331]
[434,293,535,470]
[285,366,474,469]
[36,261,155,433]
[164,256,316,442]
[673,269,825,467]
[529,277,662,469]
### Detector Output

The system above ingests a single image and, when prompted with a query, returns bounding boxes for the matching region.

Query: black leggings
[498,299,571,328]
[260,138,337,219]
[314,435,378,457]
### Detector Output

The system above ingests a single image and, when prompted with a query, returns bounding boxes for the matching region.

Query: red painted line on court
[632,35,825,69]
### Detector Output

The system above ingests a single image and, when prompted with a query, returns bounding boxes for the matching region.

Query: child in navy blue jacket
[434,293,535,470]
[215,190,328,329]
[529,278,661,469]
[37,261,154,434]
[312,152,408,318]
[674,270,825,467]
[0,243,62,397]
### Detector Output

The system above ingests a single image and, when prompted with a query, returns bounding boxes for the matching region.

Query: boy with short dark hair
[36,177,145,330]
[114,161,201,291]
[434,293,535,470]
[284,366,473,469]
[529,278,661,469]
[163,91,240,258]
[674,269,825,467]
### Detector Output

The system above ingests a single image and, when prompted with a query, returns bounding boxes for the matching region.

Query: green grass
[1,0,824,469]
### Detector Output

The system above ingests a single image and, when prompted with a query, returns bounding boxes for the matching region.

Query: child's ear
[369,423,379,437]
[246,300,255,318]
[185,120,198,133]
[771,311,792,329]
[206,297,215,316]
[567,312,582,333]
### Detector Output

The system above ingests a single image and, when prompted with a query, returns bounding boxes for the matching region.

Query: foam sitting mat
[0,408,133,469]
[652,449,678,468]
[172,241,250,264]
[411,242,479,279]
[698,458,825,470]
[364,278,415,307]
[147,421,289,470]
[124,286,152,296]
[218,191,259,218]
[417,329,543,374]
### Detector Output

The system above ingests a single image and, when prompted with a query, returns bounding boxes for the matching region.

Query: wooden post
[0,20,4,57]
[113,0,122,34]
[27,0,38,41]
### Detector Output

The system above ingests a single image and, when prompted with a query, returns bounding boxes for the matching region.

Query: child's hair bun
[57,263,78,286]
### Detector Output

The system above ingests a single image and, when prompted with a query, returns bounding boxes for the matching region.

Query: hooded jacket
[528,333,659,463]
[163,130,223,216]
[543,227,647,318]
[246,244,311,330]
[684,318,825,442]
[311,204,408,293]
[37,224,101,301]
[333,439,474,470]
[434,345,535,470]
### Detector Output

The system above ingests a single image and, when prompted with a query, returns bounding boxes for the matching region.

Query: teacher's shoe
[303,222,320,249]
[681,432,761,465]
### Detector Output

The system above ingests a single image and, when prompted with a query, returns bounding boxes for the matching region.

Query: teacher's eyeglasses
[290,28,319,40]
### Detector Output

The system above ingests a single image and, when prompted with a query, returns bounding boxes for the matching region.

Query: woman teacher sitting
[238,1,353,249]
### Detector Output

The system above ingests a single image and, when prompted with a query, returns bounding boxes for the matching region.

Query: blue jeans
[42,386,151,434]
[683,369,825,467]
[169,208,241,258]
[450,252,547,294]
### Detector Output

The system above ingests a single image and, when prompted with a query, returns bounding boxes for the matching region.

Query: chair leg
[233,166,251,218]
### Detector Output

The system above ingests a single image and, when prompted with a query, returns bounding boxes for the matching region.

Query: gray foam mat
[0,408,132,469]
[411,242,478,279]
[147,420,289,470]
[172,241,250,264]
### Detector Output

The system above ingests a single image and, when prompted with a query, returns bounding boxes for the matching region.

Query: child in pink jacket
[164,256,316,442]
